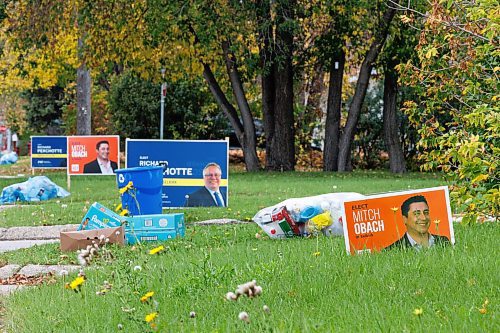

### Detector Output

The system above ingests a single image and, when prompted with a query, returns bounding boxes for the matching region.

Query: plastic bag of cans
[253,192,365,238]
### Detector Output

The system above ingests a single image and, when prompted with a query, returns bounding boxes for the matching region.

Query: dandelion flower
[61,204,68,208]
[149,245,165,255]
[140,291,154,303]
[133,265,142,271]
[313,251,321,257]
[263,305,270,313]
[413,308,423,316]
[69,276,85,290]
[145,312,158,323]
[255,233,261,239]
[117,324,123,330]
[190,311,196,318]
[391,207,399,212]
[238,311,249,323]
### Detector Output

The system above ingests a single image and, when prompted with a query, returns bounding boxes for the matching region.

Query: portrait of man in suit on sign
[184,162,226,207]
[83,140,118,174]
[387,195,450,250]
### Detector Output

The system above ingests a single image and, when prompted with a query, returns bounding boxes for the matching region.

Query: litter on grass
[0,151,18,165]
[253,192,365,238]
[0,176,70,204]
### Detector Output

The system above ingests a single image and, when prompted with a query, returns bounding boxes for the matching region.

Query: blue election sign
[31,136,68,169]
[125,139,229,208]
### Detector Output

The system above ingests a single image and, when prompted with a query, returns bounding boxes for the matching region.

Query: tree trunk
[323,49,345,171]
[189,24,260,171]
[337,1,399,171]
[257,0,275,170]
[263,0,295,171]
[222,41,260,171]
[76,63,91,135]
[383,66,406,173]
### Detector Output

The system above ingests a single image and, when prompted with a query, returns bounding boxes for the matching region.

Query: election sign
[67,136,120,175]
[342,186,455,254]
[126,139,229,208]
[31,136,68,169]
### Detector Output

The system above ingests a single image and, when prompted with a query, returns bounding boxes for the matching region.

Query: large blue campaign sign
[125,139,229,208]
[31,136,68,169]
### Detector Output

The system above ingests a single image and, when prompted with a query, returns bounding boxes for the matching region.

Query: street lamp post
[160,68,166,140]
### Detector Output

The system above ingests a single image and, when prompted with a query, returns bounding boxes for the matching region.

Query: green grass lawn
[2,223,498,332]
[0,165,498,332]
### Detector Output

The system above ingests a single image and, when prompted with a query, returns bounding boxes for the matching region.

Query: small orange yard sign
[342,186,455,254]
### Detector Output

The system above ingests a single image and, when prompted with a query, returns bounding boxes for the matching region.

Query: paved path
[0,239,59,253]
[0,224,80,296]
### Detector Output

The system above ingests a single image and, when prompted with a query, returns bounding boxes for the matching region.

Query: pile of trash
[0,151,18,165]
[0,176,70,204]
[253,192,364,238]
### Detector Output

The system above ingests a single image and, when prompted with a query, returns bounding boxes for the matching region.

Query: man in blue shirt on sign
[185,162,226,207]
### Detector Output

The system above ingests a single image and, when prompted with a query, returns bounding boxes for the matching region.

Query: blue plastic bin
[115,166,163,215]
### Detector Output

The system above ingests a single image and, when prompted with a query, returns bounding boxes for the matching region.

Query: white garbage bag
[253,192,365,238]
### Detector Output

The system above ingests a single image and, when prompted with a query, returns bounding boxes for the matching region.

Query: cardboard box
[125,229,180,245]
[79,202,127,231]
[60,226,125,252]
[124,213,185,244]
[125,213,184,232]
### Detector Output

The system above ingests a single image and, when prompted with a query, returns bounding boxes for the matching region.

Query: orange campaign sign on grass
[342,186,455,254]
[67,136,120,175]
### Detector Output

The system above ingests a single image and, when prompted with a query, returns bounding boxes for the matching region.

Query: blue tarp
[0,176,70,204]
[0,152,18,165]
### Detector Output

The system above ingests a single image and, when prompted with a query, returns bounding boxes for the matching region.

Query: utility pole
[160,68,166,140]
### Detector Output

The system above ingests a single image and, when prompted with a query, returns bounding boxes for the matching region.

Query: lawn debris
[226,280,263,301]
[0,272,56,286]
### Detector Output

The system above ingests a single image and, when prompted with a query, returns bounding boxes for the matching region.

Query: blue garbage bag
[0,176,70,204]
[0,152,18,165]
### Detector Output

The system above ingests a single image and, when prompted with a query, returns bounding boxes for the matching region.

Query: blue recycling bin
[115,166,163,215]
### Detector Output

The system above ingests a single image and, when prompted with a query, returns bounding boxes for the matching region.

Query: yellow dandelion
[413,308,423,316]
[313,251,321,257]
[149,245,165,255]
[69,276,85,290]
[145,312,158,323]
[391,207,399,212]
[140,291,154,303]
[479,308,487,314]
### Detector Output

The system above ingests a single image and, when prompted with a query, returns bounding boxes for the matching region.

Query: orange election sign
[342,186,455,254]
[67,136,120,175]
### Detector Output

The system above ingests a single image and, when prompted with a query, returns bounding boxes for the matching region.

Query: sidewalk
[0,224,80,296]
